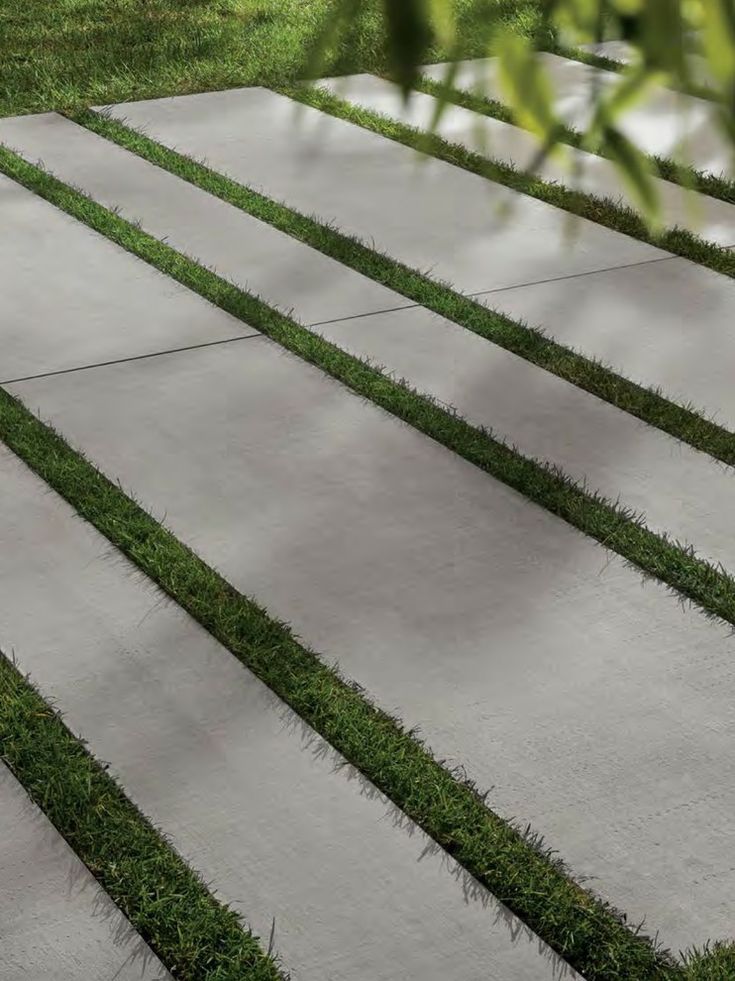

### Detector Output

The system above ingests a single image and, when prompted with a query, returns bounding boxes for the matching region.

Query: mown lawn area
[0,0,545,117]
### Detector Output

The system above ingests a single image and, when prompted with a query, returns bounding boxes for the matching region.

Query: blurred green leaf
[495,30,557,139]
[700,0,735,86]
[306,0,735,228]
[603,126,662,224]
[384,0,434,92]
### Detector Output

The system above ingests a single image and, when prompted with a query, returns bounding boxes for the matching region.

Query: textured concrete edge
[0,651,287,981]
[70,107,735,472]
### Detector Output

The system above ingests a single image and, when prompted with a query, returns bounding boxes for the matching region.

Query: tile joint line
[307,300,420,329]
[469,253,680,300]
[0,332,261,387]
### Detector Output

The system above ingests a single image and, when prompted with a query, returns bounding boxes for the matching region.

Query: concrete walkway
[93,84,735,429]
[0,763,171,981]
[1,115,734,579]
[0,444,572,981]
[1,52,735,968]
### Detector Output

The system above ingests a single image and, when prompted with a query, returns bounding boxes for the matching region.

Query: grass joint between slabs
[2,142,735,976]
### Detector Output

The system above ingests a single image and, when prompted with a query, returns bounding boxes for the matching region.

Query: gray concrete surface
[0,762,171,981]
[2,112,734,574]
[423,52,733,178]
[101,86,735,428]
[103,86,663,296]
[8,338,735,952]
[0,173,254,383]
[322,71,735,247]
[0,444,572,981]
[0,113,413,330]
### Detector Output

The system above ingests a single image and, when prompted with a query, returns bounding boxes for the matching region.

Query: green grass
[0,652,285,981]
[2,142,735,980]
[411,69,735,210]
[283,81,735,279]
[682,944,735,980]
[71,109,735,468]
[0,0,544,118]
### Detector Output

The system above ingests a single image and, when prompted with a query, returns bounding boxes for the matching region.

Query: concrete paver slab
[0,762,171,981]
[101,87,735,427]
[0,173,254,382]
[423,53,734,177]
[9,339,735,951]
[0,113,412,329]
[2,108,733,573]
[0,444,571,981]
[104,86,663,296]
[322,71,735,247]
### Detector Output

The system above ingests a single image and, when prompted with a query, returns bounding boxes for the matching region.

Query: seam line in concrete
[467,253,680,300]
[308,253,683,328]
[307,300,420,329]
[0,332,261,387]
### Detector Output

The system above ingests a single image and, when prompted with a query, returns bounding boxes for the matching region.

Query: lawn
[0,0,546,117]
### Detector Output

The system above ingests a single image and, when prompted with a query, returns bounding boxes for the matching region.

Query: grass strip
[0,652,285,981]
[2,145,735,976]
[282,81,735,279]
[411,70,735,209]
[70,109,735,468]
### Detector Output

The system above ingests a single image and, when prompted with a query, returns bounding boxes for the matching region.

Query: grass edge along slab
[1,147,735,978]
[0,652,286,981]
[70,109,735,469]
